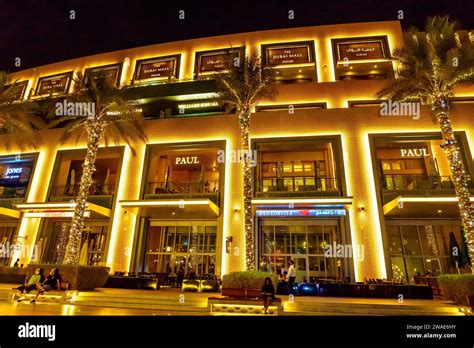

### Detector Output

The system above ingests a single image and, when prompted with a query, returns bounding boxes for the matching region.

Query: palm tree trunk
[239,107,255,271]
[433,99,474,271]
[63,123,104,265]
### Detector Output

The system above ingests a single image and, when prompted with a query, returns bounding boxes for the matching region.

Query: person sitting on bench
[31,268,62,304]
[261,277,276,314]
[16,268,44,302]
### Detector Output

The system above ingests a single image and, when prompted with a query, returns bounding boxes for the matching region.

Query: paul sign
[175,156,200,165]
[400,148,429,157]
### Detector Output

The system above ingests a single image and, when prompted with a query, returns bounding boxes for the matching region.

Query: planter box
[222,288,261,298]
[27,264,110,290]
[0,266,28,284]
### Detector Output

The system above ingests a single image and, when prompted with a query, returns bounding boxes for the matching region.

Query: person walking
[261,277,276,314]
[287,260,296,294]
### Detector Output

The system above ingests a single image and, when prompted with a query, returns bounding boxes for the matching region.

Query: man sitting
[31,268,62,304]
[16,268,44,302]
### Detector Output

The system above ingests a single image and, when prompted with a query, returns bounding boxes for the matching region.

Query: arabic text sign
[256,209,346,217]
[338,41,384,61]
[199,52,239,73]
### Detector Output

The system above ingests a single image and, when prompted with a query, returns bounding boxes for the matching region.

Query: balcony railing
[381,175,473,191]
[380,174,474,204]
[144,181,220,205]
[255,177,342,198]
[49,184,116,208]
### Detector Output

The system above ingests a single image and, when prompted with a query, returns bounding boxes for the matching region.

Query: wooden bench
[208,296,283,315]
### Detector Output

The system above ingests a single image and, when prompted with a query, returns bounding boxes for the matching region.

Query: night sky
[1,0,473,72]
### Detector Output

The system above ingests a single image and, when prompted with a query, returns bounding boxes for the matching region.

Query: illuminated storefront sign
[177,101,219,109]
[400,148,429,157]
[266,45,311,66]
[175,156,200,165]
[336,39,387,61]
[84,63,122,87]
[5,80,28,101]
[134,55,180,81]
[35,72,73,96]
[256,209,346,217]
[196,49,242,74]
[3,167,22,179]
[23,211,90,218]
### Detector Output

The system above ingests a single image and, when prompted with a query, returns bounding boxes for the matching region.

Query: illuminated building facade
[1,21,473,283]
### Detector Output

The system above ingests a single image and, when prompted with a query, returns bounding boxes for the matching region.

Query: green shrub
[222,271,278,289]
[438,274,474,305]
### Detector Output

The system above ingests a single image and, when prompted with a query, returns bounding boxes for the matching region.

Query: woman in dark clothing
[261,277,276,314]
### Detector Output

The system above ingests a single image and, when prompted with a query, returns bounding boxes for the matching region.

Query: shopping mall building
[1,21,473,283]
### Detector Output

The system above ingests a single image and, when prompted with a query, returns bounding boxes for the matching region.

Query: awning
[120,198,219,219]
[0,207,21,220]
[383,195,473,218]
[14,202,111,218]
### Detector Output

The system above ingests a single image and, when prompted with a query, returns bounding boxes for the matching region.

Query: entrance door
[294,257,308,283]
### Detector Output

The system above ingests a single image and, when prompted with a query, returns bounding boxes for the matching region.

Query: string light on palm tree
[215,49,277,270]
[377,16,474,270]
[51,73,148,265]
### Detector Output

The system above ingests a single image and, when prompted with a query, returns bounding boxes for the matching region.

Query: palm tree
[51,73,147,265]
[377,16,474,270]
[215,50,277,270]
[0,71,43,150]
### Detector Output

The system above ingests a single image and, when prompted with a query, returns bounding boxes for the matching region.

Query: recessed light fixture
[298,69,302,73]
[349,66,353,69]
[437,209,443,213]
[374,64,378,68]
[171,211,176,215]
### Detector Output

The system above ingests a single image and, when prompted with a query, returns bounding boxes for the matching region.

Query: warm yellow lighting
[23,211,91,218]
[252,198,352,205]
[121,199,212,207]
[107,146,134,271]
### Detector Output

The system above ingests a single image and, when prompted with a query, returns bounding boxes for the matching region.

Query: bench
[208,296,283,315]
[10,281,77,304]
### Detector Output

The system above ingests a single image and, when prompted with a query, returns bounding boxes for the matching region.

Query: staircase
[282,298,466,316]
[70,288,209,314]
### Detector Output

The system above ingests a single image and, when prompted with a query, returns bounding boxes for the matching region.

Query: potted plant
[221,271,278,298]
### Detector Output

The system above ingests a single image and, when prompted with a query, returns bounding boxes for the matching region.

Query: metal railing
[255,177,341,197]
[146,181,219,195]
[0,186,27,199]
[49,184,116,197]
[380,174,473,191]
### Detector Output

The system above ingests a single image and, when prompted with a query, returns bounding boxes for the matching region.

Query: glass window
[282,163,292,172]
[387,225,402,254]
[401,226,421,255]
[283,178,294,191]
[405,257,425,281]
[175,226,189,252]
[274,226,290,254]
[293,163,303,172]
[260,226,274,255]
[307,225,322,254]
[290,225,306,254]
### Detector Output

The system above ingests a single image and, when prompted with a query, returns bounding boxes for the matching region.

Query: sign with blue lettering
[256,209,346,217]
